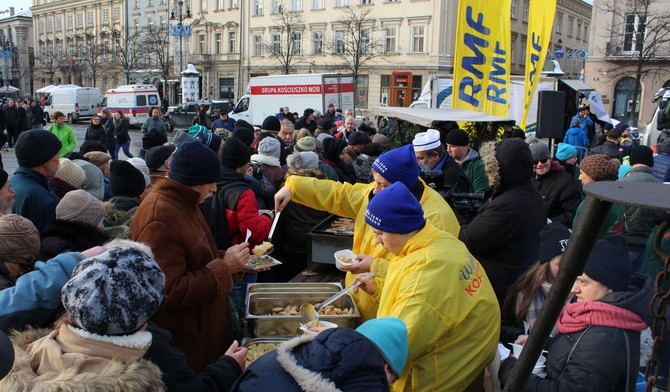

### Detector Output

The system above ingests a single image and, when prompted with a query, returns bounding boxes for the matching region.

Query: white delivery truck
[230,73,355,126]
[409,75,555,133]
[101,84,162,126]
[641,87,670,148]
[43,84,103,124]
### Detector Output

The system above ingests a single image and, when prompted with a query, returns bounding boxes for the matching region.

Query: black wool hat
[444,129,469,147]
[15,130,62,168]
[142,128,168,150]
[584,236,631,292]
[169,139,222,186]
[539,223,571,264]
[261,116,281,133]
[0,168,7,190]
[629,145,654,168]
[110,160,146,198]
[145,145,176,173]
[303,108,315,117]
[317,117,333,130]
[220,137,251,169]
[348,131,370,146]
[234,119,255,132]
[232,126,255,147]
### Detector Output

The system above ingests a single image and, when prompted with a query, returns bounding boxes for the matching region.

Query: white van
[101,84,161,126]
[43,85,103,124]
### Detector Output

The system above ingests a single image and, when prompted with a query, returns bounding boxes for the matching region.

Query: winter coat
[563,125,589,150]
[652,152,670,182]
[102,117,115,152]
[0,252,84,333]
[374,222,500,392]
[573,196,624,239]
[421,153,470,194]
[460,148,490,193]
[231,328,389,392]
[294,117,317,133]
[535,160,582,228]
[618,166,665,250]
[211,118,236,133]
[47,123,76,157]
[10,166,60,234]
[193,112,211,129]
[114,118,131,144]
[30,105,44,126]
[129,176,238,372]
[502,275,653,392]
[0,262,16,291]
[38,220,109,261]
[283,175,460,322]
[590,140,623,161]
[3,106,21,130]
[141,117,169,136]
[84,123,107,147]
[0,325,164,391]
[459,139,547,306]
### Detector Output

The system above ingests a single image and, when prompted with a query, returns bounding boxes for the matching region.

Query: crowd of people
[0,100,667,392]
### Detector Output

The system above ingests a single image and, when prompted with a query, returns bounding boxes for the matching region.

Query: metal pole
[503,195,613,392]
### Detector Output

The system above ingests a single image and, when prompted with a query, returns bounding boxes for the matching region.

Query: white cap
[412,129,441,152]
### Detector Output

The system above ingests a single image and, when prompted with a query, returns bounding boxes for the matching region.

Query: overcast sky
[0,0,31,18]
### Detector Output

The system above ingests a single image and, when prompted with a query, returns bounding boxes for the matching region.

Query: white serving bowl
[334,249,357,270]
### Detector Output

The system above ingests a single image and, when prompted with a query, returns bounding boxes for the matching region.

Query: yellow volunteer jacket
[284,176,459,321]
[377,222,500,392]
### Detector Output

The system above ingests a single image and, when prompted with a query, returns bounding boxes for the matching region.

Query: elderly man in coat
[129,139,250,372]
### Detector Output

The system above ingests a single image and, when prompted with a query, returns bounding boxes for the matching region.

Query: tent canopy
[0,85,19,93]
[373,106,512,127]
[559,79,594,92]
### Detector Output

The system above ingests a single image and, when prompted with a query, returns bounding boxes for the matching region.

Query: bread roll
[252,241,274,256]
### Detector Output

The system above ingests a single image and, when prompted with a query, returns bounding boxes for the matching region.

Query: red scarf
[556,301,647,334]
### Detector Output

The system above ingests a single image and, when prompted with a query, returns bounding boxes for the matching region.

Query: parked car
[166,99,235,129]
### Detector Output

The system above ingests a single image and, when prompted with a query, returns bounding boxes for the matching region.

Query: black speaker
[536,91,566,139]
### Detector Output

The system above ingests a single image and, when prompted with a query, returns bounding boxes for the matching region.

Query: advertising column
[181,64,200,103]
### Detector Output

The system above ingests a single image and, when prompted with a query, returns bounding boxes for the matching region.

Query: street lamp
[170,0,191,76]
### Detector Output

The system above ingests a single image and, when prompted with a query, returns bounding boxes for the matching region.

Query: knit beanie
[580,154,619,181]
[584,236,631,292]
[188,124,209,137]
[55,158,86,188]
[412,129,441,152]
[372,134,388,145]
[348,131,370,147]
[629,145,654,167]
[356,317,409,378]
[195,130,223,153]
[220,137,251,169]
[321,137,347,162]
[56,189,105,227]
[0,169,6,190]
[286,151,319,169]
[258,136,281,159]
[0,214,40,266]
[538,223,571,264]
[372,144,420,189]
[142,128,168,150]
[171,130,193,148]
[303,108,315,118]
[15,130,62,168]
[232,126,255,147]
[127,158,151,188]
[530,143,550,162]
[169,139,222,185]
[61,247,165,336]
[614,122,630,132]
[83,151,112,169]
[261,116,281,133]
[110,160,146,198]
[317,133,334,144]
[145,145,176,173]
[295,136,316,152]
[74,160,105,201]
[444,129,469,147]
[317,117,333,131]
[555,143,577,161]
[365,182,425,234]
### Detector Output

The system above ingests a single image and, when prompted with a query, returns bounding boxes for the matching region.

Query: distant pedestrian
[113,111,134,159]
[46,111,76,157]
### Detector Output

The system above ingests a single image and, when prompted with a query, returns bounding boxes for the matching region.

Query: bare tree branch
[264,1,305,74]
[142,24,172,97]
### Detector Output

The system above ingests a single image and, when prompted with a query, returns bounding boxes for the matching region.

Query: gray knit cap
[56,189,105,228]
[0,214,40,266]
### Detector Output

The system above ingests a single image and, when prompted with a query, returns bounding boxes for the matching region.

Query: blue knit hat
[556,143,577,161]
[169,139,222,186]
[356,317,408,377]
[195,130,222,153]
[584,236,631,292]
[365,182,425,234]
[372,144,420,189]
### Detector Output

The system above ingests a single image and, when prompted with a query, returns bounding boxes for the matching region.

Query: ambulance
[100,84,161,126]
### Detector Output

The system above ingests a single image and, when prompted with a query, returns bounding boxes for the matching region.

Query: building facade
[0,8,34,97]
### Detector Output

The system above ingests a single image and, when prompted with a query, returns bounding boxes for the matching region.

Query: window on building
[159,15,166,26]
[102,9,109,24]
[217,0,224,10]
[67,15,73,28]
[39,20,45,33]
[411,25,425,53]
[623,13,646,53]
[200,0,207,12]
[103,39,110,58]
[219,77,235,99]
[291,32,302,54]
[87,11,93,26]
[229,31,236,53]
[272,0,282,13]
[46,19,52,32]
[522,1,529,22]
[360,0,373,4]
[576,21,581,40]
[134,0,140,8]
[568,17,574,37]
[148,0,153,6]
[199,34,206,53]
[334,29,346,54]
[271,33,281,54]
[381,74,390,105]
[56,17,62,31]
[230,0,239,8]
[312,0,324,9]
[361,28,371,53]
[520,40,526,64]
[556,13,563,34]
[584,24,588,42]
[292,0,303,11]
[76,13,83,27]
[253,0,263,15]
[312,31,323,54]
[356,75,369,107]
[113,7,120,21]
[215,33,222,54]
[335,0,348,7]
[384,27,397,53]
[511,0,517,19]
[253,34,262,56]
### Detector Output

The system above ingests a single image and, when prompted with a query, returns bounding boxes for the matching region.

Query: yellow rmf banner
[452,0,512,119]
[521,0,557,129]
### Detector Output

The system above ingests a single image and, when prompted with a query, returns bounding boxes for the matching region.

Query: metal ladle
[300,271,376,324]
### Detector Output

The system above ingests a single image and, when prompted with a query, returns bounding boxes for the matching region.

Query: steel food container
[309,215,354,264]
[243,337,292,365]
[245,292,359,337]
[246,282,343,297]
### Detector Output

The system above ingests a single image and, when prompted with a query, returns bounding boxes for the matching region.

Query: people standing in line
[9,130,62,234]
[294,108,317,133]
[412,128,470,195]
[3,99,22,148]
[192,104,211,129]
[113,111,134,159]
[28,100,45,130]
[46,111,76,157]
[141,107,169,137]
[445,128,490,193]
[84,115,108,150]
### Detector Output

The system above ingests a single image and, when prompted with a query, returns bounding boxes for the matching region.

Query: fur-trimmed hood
[480,138,534,195]
[0,327,165,391]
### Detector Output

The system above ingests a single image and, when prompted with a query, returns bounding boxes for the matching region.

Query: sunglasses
[533,158,549,166]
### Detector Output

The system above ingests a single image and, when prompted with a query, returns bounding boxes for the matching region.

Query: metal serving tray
[243,337,293,365]
[245,292,359,337]
[309,215,354,264]
[246,282,343,297]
